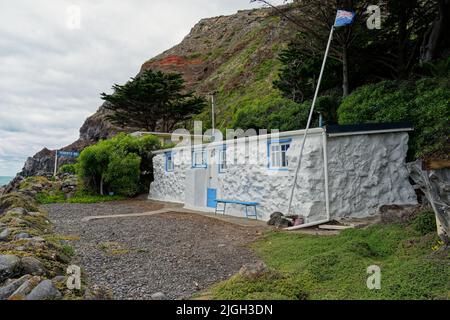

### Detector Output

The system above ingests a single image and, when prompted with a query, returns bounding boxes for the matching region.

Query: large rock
[21,257,45,276]
[0,255,21,283]
[0,228,10,241]
[9,276,41,300]
[0,275,32,300]
[26,280,61,300]
[0,193,38,215]
[6,207,28,216]
[151,292,168,300]
[267,212,293,228]
[239,261,269,280]
[14,233,31,240]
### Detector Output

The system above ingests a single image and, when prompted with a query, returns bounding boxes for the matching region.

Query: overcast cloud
[0,0,286,176]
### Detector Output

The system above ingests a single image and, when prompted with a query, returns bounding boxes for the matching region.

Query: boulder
[151,292,168,300]
[14,233,31,240]
[0,275,32,300]
[21,257,45,276]
[9,217,29,227]
[239,261,269,280]
[26,280,61,300]
[379,205,419,224]
[0,255,21,283]
[268,212,293,228]
[9,276,41,300]
[0,192,38,215]
[6,207,28,216]
[0,228,10,241]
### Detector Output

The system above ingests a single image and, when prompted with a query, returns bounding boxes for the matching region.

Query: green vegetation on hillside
[338,76,450,159]
[209,211,449,300]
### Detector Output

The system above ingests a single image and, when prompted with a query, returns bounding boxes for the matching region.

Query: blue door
[207,188,217,208]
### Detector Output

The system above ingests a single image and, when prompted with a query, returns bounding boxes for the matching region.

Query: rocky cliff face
[13,5,295,180]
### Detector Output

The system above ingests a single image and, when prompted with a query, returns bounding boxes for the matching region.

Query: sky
[0,0,287,176]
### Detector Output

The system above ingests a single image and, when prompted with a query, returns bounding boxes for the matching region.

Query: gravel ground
[43,200,263,300]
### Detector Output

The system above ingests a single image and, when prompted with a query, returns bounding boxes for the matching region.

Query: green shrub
[104,153,141,197]
[337,77,450,159]
[411,210,437,236]
[77,133,160,197]
[35,191,66,204]
[59,164,77,175]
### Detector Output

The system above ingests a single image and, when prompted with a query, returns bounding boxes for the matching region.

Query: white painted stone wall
[150,149,190,204]
[149,131,417,222]
[327,133,417,219]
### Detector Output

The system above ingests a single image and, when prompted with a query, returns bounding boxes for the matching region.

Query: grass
[36,192,125,204]
[208,213,449,300]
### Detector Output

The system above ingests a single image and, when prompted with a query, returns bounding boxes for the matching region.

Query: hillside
[13,6,295,178]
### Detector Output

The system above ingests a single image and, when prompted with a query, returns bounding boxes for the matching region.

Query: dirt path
[43,200,263,300]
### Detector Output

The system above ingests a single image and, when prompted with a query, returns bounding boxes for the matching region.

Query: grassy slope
[209,217,449,300]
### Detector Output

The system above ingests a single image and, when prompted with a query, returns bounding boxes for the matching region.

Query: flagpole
[287,26,335,216]
[54,150,59,177]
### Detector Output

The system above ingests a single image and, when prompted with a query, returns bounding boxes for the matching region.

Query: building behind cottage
[149,124,418,223]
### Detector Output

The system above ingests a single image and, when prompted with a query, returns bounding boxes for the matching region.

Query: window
[165,152,174,172]
[192,149,207,168]
[268,139,291,170]
[218,147,227,173]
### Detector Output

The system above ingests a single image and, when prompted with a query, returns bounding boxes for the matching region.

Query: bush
[411,210,437,236]
[58,164,77,175]
[77,133,160,197]
[231,93,339,131]
[338,77,450,159]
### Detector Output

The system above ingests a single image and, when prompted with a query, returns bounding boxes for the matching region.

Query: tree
[77,133,161,196]
[101,70,206,132]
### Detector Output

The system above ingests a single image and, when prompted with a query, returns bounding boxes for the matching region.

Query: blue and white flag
[334,10,356,27]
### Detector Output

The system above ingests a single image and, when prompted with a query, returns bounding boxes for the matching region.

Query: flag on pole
[334,10,356,27]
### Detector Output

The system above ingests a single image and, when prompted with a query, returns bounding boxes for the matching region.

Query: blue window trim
[165,151,174,172]
[218,144,228,174]
[267,138,292,171]
[192,149,208,169]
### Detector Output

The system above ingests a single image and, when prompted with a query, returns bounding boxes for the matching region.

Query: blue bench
[215,199,259,220]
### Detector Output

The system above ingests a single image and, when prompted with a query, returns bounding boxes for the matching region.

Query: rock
[26,280,61,300]
[0,255,21,282]
[29,237,45,243]
[27,212,41,217]
[9,217,29,227]
[0,228,10,241]
[151,292,168,300]
[21,257,45,276]
[379,205,419,224]
[0,192,38,215]
[0,275,32,299]
[14,233,31,240]
[239,261,269,279]
[51,276,66,284]
[6,207,28,216]
[268,212,293,228]
[9,276,41,299]
[84,285,114,300]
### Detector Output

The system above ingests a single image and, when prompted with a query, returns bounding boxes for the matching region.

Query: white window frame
[268,139,291,170]
[192,149,207,168]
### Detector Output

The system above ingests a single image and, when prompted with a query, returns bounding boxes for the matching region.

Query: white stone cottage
[148,124,418,223]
